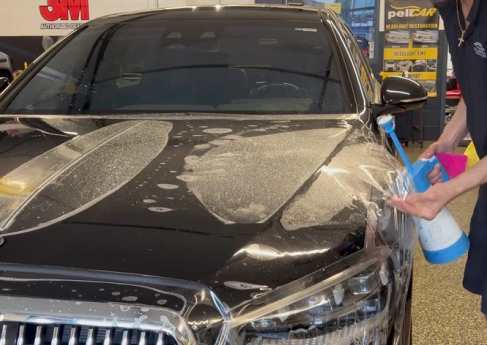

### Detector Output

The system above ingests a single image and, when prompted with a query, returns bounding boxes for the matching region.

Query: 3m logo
[388,5,436,20]
[40,0,90,21]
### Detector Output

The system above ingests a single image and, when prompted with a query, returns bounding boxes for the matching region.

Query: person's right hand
[418,139,454,185]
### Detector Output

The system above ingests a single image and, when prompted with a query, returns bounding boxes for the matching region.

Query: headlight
[221,248,393,345]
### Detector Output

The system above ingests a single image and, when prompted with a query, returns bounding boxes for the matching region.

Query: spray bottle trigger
[428,156,451,183]
[440,165,451,182]
[411,156,450,193]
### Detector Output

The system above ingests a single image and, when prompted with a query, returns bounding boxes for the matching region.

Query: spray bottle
[378,115,470,265]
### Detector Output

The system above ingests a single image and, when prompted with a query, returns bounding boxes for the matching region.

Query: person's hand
[419,139,454,159]
[418,139,455,185]
[387,182,455,220]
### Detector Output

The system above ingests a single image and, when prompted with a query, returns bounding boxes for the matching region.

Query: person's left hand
[387,183,454,220]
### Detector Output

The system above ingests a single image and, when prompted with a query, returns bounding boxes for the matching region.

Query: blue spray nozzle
[378,115,413,172]
[377,115,395,134]
[378,115,450,192]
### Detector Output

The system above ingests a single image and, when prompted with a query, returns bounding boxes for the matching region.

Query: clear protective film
[0,116,417,345]
[194,119,418,345]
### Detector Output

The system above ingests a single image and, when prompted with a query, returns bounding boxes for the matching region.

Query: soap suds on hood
[202,128,233,134]
[194,144,212,150]
[157,184,179,190]
[281,140,403,230]
[122,296,138,302]
[176,175,199,182]
[148,207,173,213]
[179,128,349,224]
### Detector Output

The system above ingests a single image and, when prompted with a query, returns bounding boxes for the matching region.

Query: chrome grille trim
[86,328,97,345]
[34,325,43,345]
[138,332,148,345]
[68,327,79,345]
[0,325,7,345]
[18,324,26,345]
[0,295,197,345]
[121,330,132,345]
[0,323,183,345]
[156,334,165,345]
[103,329,114,345]
[51,326,62,345]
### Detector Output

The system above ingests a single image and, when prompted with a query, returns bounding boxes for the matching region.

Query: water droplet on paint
[203,128,233,134]
[148,207,173,213]
[194,144,211,150]
[176,175,198,182]
[157,184,179,190]
[122,296,138,302]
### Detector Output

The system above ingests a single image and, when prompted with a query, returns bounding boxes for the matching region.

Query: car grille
[0,322,177,345]
[0,58,7,64]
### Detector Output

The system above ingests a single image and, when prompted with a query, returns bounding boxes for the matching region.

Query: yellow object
[324,3,342,14]
[24,62,28,70]
[383,48,437,60]
[465,141,479,169]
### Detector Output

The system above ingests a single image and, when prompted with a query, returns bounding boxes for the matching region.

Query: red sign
[40,0,90,21]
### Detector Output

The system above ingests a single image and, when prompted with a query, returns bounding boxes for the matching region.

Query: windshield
[4,18,354,115]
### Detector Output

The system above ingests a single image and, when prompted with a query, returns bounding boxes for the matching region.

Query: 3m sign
[39,0,90,29]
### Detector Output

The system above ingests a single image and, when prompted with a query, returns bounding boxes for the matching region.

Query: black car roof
[89,5,326,26]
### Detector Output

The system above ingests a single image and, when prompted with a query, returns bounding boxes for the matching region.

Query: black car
[355,35,369,57]
[411,60,427,72]
[0,51,13,82]
[0,5,427,345]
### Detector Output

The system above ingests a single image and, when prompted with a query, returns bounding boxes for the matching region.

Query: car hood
[0,117,400,309]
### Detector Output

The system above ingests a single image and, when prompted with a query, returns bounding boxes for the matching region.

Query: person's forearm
[440,97,468,148]
[446,155,487,200]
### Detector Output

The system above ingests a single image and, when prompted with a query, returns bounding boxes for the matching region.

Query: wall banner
[382,0,439,97]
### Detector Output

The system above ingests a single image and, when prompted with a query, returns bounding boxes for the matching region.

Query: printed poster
[382,0,440,97]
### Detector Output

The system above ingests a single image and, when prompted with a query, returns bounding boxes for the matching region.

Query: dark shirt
[436,0,487,158]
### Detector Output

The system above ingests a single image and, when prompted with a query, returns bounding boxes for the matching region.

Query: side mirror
[373,76,428,117]
[0,77,10,93]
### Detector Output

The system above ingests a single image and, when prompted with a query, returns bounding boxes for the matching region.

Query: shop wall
[0,37,55,71]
